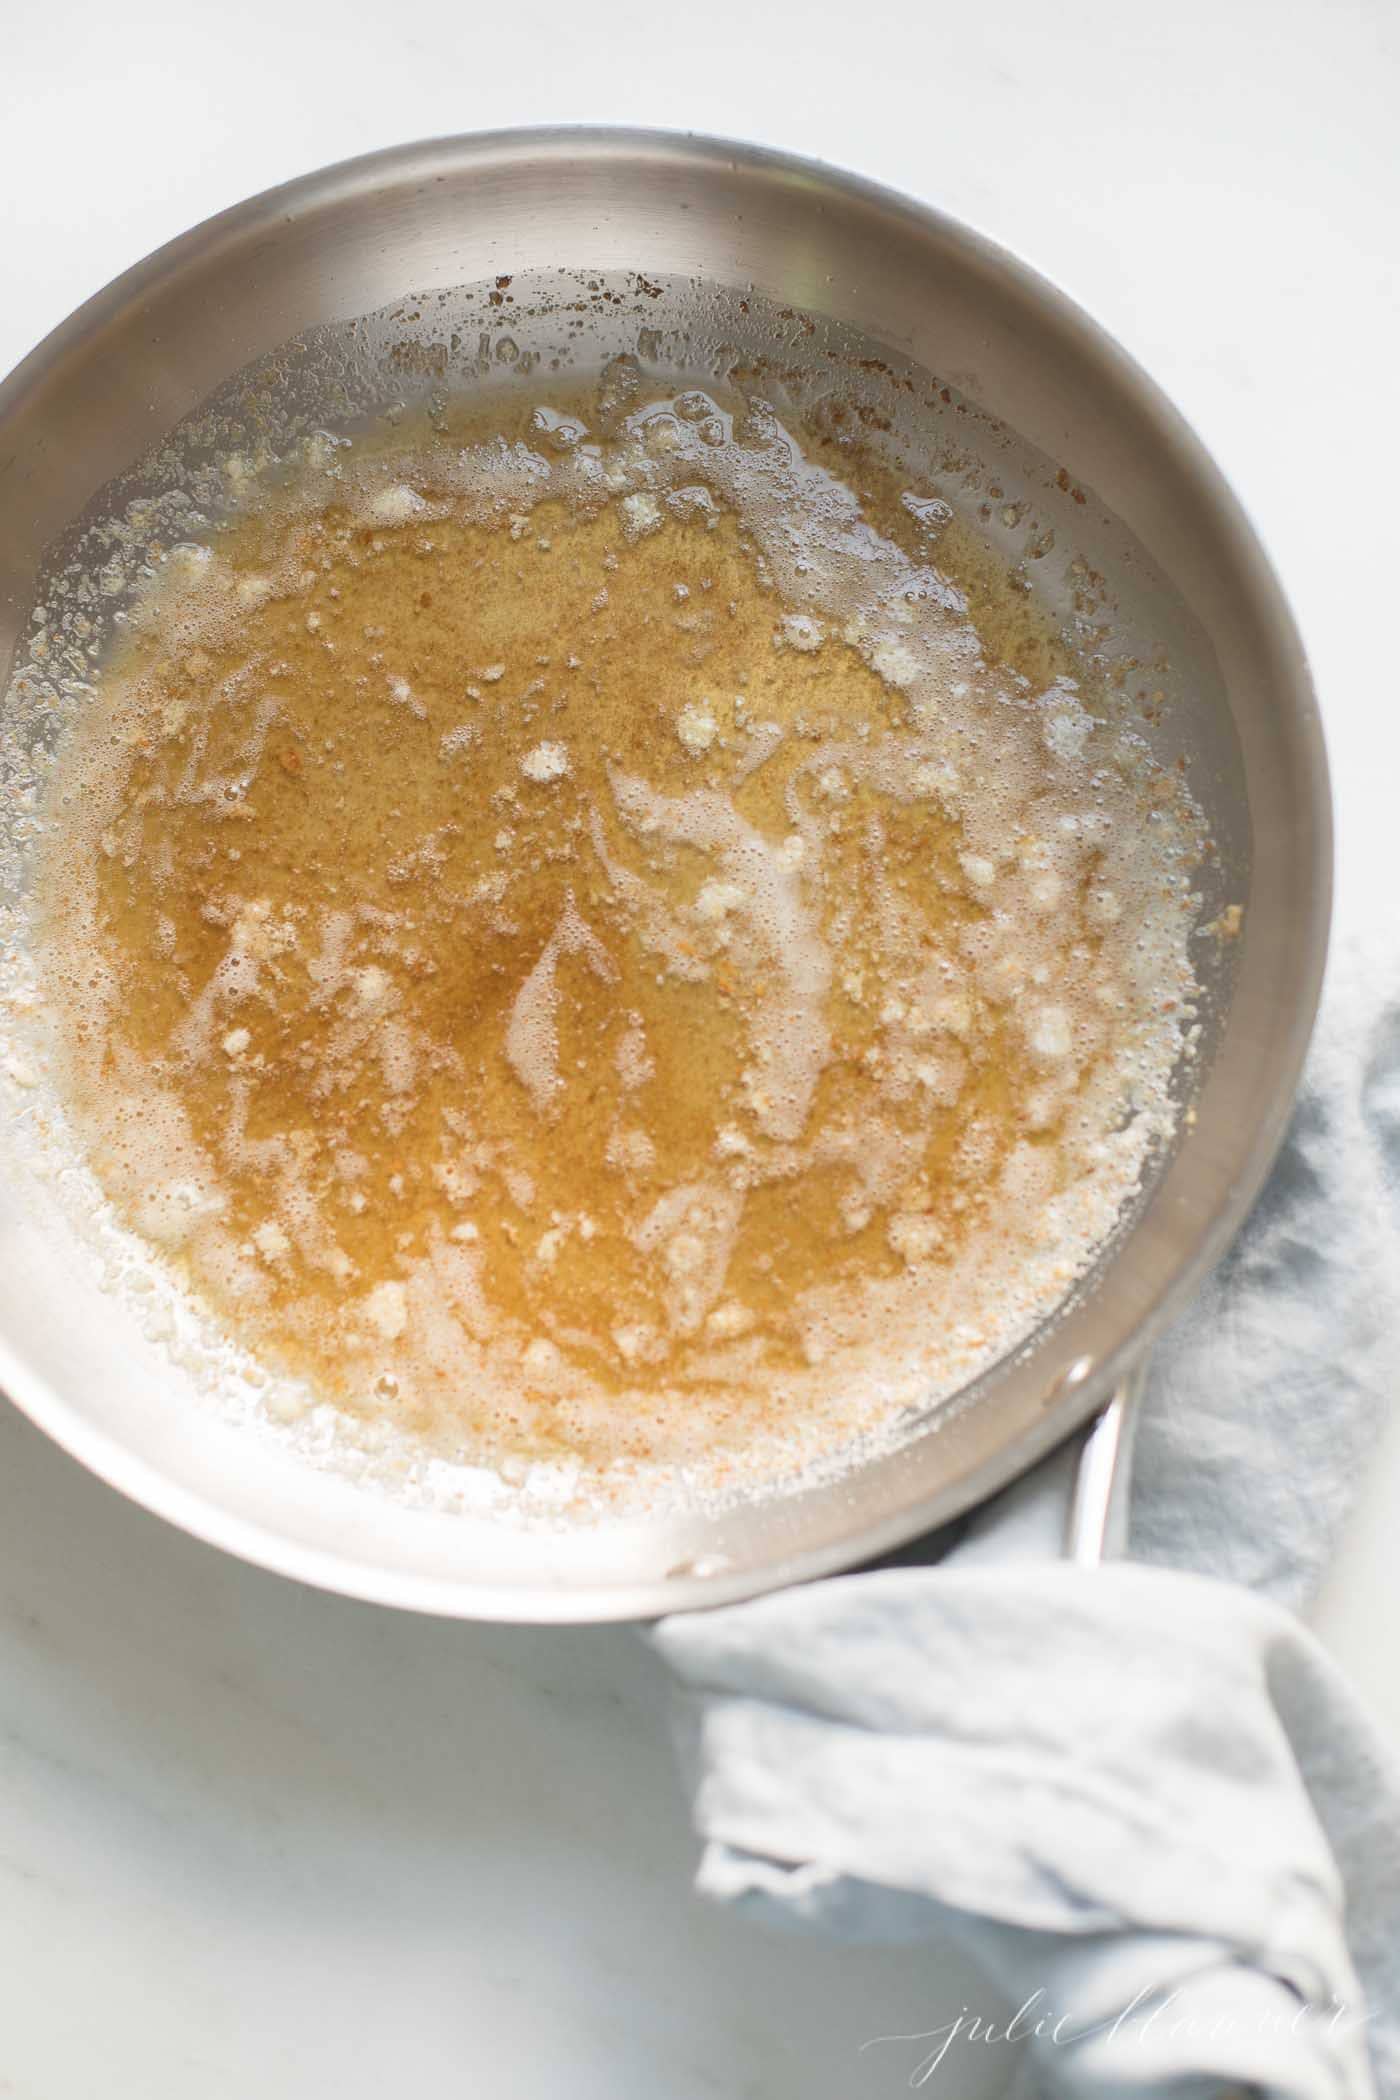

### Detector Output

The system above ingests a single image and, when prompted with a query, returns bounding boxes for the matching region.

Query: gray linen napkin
[652,925,1400,2098]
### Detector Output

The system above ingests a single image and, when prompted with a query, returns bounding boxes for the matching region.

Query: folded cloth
[651,924,1400,2099]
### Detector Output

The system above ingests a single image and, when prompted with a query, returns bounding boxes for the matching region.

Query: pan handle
[1063,1366,1145,1567]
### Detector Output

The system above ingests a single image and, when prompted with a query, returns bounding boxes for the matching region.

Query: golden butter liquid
[37,381,1200,1486]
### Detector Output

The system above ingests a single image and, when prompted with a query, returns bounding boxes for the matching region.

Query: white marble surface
[1,1,1398,2091]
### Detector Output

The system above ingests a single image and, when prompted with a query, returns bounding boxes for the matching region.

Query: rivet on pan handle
[1063,1365,1145,1568]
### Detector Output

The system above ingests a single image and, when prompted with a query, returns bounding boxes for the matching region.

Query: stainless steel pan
[0,130,1330,1620]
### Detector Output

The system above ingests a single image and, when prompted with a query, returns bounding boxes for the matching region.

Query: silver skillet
[0,130,1330,1620]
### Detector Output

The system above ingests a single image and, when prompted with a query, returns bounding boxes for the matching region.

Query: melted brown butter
[36,378,1202,1482]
